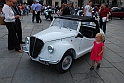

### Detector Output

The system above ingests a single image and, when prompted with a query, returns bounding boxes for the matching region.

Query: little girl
[90,33,105,70]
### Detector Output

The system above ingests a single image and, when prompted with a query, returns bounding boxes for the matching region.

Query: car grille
[30,37,44,58]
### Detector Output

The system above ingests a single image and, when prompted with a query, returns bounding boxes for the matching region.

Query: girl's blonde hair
[96,33,105,42]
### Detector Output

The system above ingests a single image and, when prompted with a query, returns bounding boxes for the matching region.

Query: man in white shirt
[84,1,93,25]
[84,1,93,17]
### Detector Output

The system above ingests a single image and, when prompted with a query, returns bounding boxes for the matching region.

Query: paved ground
[0,14,124,83]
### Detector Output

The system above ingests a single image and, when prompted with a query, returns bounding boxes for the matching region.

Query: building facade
[93,0,124,7]
[0,0,123,7]
[43,0,124,7]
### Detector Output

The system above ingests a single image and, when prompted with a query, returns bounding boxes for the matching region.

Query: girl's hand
[98,53,101,56]
[90,49,92,52]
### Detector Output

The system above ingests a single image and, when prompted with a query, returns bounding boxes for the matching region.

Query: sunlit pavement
[0,14,124,83]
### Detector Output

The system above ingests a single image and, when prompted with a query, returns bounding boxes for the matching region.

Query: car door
[71,35,82,53]
[80,37,94,51]
[71,33,92,58]
[78,23,95,55]
[112,8,119,17]
[120,8,124,18]
[72,35,94,58]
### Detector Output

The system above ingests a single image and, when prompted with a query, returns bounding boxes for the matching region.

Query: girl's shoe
[96,64,101,69]
[90,66,94,70]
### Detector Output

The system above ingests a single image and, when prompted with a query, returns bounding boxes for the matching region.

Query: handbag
[102,17,109,22]
[0,14,5,25]
[102,17,106,22]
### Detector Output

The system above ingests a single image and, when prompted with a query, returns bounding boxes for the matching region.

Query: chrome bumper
[22,46,59,65]
[22,46,29,53]
[39,58,59,65]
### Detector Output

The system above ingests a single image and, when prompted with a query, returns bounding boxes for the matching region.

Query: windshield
[51,18,79,30]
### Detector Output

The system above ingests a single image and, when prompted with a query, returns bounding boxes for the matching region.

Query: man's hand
[15,15,20,18]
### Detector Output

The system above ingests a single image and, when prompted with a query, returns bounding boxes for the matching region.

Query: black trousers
[36,11,41,23]
[5,22,21,51]
[15,19,23,43]
[32,11,36,22]
[99,18,107,33]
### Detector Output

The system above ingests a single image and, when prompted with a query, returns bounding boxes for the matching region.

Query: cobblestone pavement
[0,14,124,83]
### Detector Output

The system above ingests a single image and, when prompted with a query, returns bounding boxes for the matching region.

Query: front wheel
[56,52,73,73]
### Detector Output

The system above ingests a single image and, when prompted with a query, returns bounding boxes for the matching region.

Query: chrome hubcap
[62,55,72,70]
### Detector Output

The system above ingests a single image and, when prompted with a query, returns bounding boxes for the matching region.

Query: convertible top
[55,15,96,22]
[55,15,100,33]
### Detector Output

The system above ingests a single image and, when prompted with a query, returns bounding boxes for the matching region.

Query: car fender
[47,40,75,62]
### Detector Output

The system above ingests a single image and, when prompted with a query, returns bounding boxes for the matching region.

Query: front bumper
[22,46,29,53]
[38,58,59,65]
[23,46,59,65]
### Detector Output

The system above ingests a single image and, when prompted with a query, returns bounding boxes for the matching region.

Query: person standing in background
[2,0,23,52]
[11,0,25,44]
[18,4,24,20]
[99,3,109,33]
[84,1,93,25]
[31,1,37,22]
[35,0,42,23]
[84,1,93,17]
[25,4,30,15]
[62,1,73,15]
[58,4,65,16]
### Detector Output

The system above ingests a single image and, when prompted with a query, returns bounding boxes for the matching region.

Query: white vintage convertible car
[23,15,104,73]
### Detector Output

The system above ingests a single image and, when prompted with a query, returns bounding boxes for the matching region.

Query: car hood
[33,26,77,42]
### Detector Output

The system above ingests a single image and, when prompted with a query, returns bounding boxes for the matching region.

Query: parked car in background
[23,15,104,73]
[111,7,124,19]
[76,10,84,16]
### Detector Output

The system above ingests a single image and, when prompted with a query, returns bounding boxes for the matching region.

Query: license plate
[40,60,49,65]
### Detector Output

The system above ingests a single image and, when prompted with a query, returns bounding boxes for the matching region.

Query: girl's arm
[98,46,104,56]
[90,45,94,52]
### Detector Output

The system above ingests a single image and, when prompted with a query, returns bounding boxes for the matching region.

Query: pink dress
[90,41,104,61]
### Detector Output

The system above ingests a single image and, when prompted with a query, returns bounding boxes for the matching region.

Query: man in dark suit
[61,1,73,15]
[11,0,25,44]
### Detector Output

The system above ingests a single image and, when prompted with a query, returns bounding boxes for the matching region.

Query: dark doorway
[78,0,83,7]
[55,2,59,6]
[112,0,117,7]
[27,0,33,5]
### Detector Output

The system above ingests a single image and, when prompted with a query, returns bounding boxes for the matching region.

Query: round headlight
[48,45,54,53]
[25,37,30,44]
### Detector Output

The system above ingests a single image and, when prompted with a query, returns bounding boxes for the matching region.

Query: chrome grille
[30,37,44,58]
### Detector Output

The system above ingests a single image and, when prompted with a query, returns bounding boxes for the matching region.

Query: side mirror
[75,33,83,38]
